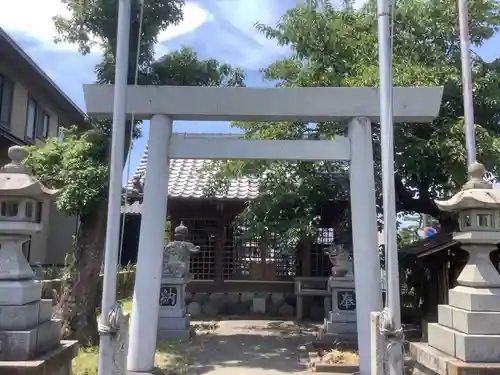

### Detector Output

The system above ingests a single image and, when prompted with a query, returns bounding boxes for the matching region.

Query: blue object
[423,227,437,238]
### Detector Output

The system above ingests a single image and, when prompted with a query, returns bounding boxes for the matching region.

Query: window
[26,97,37,140]
[57,117,65,143]
[0,74,14,127]
[22,240,31,262]
[25,201,34,218]
[1,201,19,217]
[26,97,51,141]
[37,109,49,138]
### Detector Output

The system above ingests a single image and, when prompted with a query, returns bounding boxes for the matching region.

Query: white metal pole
[377,0,403,374]
[348,116,383,375]
[97,0,131,374]
[458,0,476,166]
[127,114,172,372]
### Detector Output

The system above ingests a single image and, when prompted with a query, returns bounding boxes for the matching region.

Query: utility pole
[377,0,403,374]
[458,0,476,165]
[97,0,131,374]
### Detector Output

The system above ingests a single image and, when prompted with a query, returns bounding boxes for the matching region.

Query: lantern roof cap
[0,146,58,197]
[435,162,500,212]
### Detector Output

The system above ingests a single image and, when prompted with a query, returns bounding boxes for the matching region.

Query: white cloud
[212,0,292,69]
[155,2,213,57]
[0,0,73,50]
[158,2,213,42]
[0,0,212,53]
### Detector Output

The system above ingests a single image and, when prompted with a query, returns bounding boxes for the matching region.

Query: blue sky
[0,0,498,185]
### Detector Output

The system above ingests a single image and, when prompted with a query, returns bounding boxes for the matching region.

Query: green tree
[209,0,500,250]
[26,1,244,346]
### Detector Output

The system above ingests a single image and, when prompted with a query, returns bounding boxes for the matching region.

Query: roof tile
[125,145,259,200]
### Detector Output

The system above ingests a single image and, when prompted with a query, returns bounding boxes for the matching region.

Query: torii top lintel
[83,85,443,123]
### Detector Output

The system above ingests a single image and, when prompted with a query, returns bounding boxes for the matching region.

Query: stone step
[0,299,54,331]
[428,322,500,362]
[0,327,37,360]
[0,318,62,361]
[0,280,42,305]
[0,301,40,330]
[449,285,500,312]
[327,311,356,322]
[158,316,189,331]
[318,329,358,345]
[438,304,500,335]
[323,320,357,334]
[157,328,190,342]
[39,299,53,323]
[36,319,62,354]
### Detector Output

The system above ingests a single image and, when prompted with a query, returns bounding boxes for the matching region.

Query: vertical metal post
[458,0,476,165]
[377,0,403,374]
[97,0,131,374]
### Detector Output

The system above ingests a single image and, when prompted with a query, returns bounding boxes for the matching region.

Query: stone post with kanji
[157,222,199,341]
[319,243,358,344]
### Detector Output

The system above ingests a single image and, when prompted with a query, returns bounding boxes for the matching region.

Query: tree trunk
[56,201,108,347]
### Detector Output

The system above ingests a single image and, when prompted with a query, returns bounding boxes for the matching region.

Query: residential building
[0,27,86,265]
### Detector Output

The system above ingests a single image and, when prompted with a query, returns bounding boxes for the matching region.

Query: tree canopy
[209,0,500,248]
[27,0,244,346]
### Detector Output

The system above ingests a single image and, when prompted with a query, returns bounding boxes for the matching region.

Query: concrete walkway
[189,320,318,375]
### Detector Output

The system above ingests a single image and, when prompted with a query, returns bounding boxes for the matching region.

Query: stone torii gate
[83,84,443,375]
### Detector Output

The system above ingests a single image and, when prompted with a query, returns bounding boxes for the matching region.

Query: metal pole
[377,0,403,374]
[458,0,476,166]
[97,0,131,374]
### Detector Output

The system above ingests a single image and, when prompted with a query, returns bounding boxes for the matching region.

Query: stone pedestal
[157,222,198,341]
[157,276,191,341]
[319,276,358,344]
[0,340,78,375]
[0,238,63,360]
[426,235,500,361]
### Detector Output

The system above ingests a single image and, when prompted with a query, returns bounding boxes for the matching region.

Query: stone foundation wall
[185,292,326,319]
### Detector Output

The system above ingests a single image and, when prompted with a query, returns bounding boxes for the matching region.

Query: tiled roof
[125,134,260,201]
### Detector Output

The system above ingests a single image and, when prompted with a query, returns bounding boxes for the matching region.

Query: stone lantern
[425,162,500,362]
[0,146,64,362]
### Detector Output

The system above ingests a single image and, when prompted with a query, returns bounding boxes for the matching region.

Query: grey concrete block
[0,280,42,305]
[0,301,40,330]
[39,299,53,323]
[36,319,62,354]
[451,305,500,335]
[158,307,185,318]
[319,331,358,345]
[324,320,357,334]
[252,297,266,314]
[186,301,201,316]
[454,330,500,362]
[157,328,190,342]
[328,310,356,322]
[449,285,500,311]
[437,304,452,328]
[0,327,38,360]
[158,316,189,331]
[427,323,455,357]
